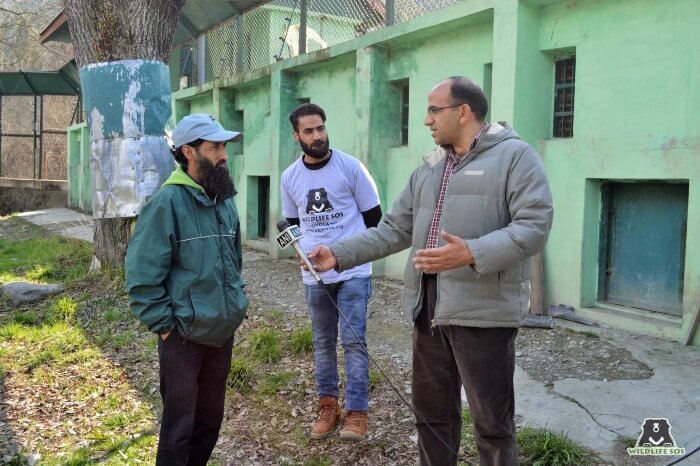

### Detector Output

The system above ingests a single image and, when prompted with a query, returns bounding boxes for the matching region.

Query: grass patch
[249,328,282,363]
[459,409,479,461]
[517,426,596,465]
[459,414,596,465]
[0,235,92,284]
[49,295,79,323]
[278,453,332,466]
[289,325,314,354]
[227,357,256,393]
[620,436,637,448]
[0,221,159,464]
[368,368,383,390]
[112,330,137,349]
[563,327,599,339]
[61,431,157,465]
[259,370,293,396]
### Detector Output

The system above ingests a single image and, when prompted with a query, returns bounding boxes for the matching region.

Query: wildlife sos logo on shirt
[303,187,344,233]
[305,188,334,214]
[627,418,685,457]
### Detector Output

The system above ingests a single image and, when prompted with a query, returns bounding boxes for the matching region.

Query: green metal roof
[0,61,80,96]
[40,1,273,48]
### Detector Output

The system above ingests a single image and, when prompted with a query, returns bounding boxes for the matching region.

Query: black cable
[664,444,700,465]
[315,277,462,460]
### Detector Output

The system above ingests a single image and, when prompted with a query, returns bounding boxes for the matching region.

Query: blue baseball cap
[171,114,242,148]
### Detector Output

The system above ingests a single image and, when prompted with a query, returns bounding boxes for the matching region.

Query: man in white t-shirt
[281,103,382,441]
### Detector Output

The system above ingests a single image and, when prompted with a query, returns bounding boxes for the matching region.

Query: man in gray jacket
[307,77,553,466]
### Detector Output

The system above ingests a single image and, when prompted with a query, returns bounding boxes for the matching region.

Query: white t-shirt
[281,149,380,285]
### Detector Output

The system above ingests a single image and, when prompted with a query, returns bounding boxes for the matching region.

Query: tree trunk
[64,0,185,267]
[64,0,184,68]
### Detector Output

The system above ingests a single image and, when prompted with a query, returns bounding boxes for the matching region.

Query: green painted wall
[67,122,91,213]
[382,20,494,275]
[295,56,358,155]
[68,0,700,345]
[537,0,700,344]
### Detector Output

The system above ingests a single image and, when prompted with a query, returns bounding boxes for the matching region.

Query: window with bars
[399,81,409,146]
[553,57,575,138]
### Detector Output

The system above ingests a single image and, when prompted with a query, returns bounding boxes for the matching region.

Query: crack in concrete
[559,394,625,437]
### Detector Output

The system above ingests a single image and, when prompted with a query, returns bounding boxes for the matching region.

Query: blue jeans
[305,276,372,411]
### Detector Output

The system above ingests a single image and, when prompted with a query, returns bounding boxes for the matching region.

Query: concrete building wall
[65,0,700,345]
[0,179,68,215]
[536,0,700,343]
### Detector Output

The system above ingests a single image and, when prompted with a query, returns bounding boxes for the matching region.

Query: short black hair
[171,138,205,170]
[289,103,326,132]
[447,76,488,122]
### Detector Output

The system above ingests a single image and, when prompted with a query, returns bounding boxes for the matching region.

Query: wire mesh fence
[173,0,465,86]
[0,95,76,180]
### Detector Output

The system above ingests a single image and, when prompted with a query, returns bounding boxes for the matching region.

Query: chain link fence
[0,95,77,180]
[174,0,464,87]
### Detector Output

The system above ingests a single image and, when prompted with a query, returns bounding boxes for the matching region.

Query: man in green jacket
[307,77,553,466]
[125,114,248,466]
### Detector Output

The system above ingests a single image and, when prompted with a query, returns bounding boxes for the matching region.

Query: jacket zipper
[215,199,230,345]
[187,289,196,337]
[430,147,478,333]
[412,270,424,321]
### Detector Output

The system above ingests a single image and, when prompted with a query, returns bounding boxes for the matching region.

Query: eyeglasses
[426,104,463,117]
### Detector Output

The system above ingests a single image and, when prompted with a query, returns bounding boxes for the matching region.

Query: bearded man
[125,114,248,466]
[280,103,382,441]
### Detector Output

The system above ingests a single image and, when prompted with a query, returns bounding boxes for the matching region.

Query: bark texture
[64,0,185,266]
[64,0,185,67]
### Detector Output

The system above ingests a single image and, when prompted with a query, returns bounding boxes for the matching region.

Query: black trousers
[156,331,234,466]
[412,274,519,466]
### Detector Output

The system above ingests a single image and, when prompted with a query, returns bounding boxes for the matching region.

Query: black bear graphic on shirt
[305,188,334,214]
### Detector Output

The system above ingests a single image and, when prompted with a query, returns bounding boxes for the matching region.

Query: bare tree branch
[0,0,70,70]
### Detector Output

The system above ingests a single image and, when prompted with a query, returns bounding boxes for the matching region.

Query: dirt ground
[239,248,656,465]
[243,248,653,387]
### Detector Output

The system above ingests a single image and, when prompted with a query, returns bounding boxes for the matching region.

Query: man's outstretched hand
[304,245,338,272]
[413,231,474,273]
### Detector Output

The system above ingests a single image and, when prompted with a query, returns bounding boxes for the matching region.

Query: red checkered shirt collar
[425,124,490,251]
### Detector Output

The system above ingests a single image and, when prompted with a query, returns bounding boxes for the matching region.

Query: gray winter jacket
[330,123,553,327]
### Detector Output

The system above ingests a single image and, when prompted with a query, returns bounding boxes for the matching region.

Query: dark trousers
[156,331,234,466]
[412,275,518,466]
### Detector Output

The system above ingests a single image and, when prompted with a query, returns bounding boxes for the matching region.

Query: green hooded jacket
[125,166,248,347]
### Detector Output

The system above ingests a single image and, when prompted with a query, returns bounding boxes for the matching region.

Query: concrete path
[14,207,700,465]
[515,327,699,465]
[16,207,93,243]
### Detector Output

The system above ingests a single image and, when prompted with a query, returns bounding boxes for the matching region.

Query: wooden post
[530,251,546,315]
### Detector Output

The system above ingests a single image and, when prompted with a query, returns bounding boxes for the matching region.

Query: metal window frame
[553,57,576,138]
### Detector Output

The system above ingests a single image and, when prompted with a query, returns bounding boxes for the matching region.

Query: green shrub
[250,328,282,363]
[289,326,314,355]
[50,296,78,323]
[227,358,255,393]
[517,426,596,466]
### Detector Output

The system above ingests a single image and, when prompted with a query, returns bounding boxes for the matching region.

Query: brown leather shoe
[338,410,368,441]
[310,396,341,439]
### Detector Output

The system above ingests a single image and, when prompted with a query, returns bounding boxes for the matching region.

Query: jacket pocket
[186,288,226,345]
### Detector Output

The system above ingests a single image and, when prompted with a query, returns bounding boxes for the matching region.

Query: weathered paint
[79,60,174,218]
[80,60,171,139]
[68,0,700,345]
